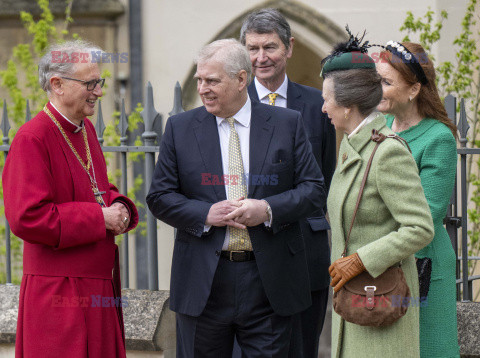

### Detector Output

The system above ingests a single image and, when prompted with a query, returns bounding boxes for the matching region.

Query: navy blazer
[147,101,326,317]
[248,80,336,290]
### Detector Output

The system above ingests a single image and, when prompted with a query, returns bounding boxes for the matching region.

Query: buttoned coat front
[327,114,434,358]
[248,80,336,290]
[147,101,326,318]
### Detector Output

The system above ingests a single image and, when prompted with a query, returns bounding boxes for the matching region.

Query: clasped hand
[206,198,268,228]
[329,253,366,293]
[102,202,130,235]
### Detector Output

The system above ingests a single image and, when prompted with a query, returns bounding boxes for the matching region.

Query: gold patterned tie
[226,117,252,251]
[268,93,279,106]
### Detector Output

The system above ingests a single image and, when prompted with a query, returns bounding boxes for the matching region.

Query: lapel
[332,136,362,246]
[249,79,305,114]
[332,114,387,245]
[247,81,260,102]
[286,80,305,115]
[248,101,274,198]
[192,108,226,201]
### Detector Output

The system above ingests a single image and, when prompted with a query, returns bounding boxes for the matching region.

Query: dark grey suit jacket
[248,80,336,290]
[147,100,326,316]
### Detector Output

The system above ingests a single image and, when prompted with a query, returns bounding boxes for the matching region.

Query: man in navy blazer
[240,9,336,358]
[147,39,326,357]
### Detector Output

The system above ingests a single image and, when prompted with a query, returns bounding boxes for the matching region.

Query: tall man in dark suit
[240,9,337,358]
[147,38,326,357]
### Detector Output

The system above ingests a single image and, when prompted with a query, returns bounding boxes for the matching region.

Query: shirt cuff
[262,199,272,227]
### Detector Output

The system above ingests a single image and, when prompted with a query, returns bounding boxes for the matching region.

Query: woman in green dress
[323,30,434,358]
[377,41,460,358]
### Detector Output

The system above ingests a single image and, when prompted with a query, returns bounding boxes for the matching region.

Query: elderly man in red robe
[2,40,139,358]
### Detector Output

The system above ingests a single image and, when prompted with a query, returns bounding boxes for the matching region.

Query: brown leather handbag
[332,129,412,327]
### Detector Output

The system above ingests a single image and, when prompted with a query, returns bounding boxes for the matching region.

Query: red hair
[380,42,457,138]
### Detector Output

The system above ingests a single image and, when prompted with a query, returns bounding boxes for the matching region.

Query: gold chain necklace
[43,105,106,206]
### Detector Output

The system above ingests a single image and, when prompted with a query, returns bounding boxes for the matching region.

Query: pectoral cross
[92,186,106,207]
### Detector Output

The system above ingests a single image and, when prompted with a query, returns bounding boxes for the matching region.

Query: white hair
[38,40,103,93]
[194,39,252,85]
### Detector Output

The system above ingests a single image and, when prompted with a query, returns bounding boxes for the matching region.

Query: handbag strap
[385,134,412,153]
[341,129,410,257]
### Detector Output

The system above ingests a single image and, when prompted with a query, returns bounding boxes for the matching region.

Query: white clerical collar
[216,96,252,128]
[49,101,84,133]
[348,111,379,139]
[255,75,288,101]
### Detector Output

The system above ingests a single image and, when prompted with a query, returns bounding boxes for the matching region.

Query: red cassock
[2,102,139,358]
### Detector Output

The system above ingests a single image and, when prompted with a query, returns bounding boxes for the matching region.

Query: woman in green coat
[321,32,434,358]
[377,42,460,358]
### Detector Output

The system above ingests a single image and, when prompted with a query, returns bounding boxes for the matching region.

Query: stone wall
[457,302,480,357]
[1,284,479,357]
[0,285,176,358]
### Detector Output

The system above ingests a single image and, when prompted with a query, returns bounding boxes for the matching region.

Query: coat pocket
[307,216,330,231]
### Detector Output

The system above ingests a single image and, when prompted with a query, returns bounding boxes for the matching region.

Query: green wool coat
[386,115,460,358]
[327,114,434,358]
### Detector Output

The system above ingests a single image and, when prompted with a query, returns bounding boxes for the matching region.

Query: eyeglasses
[61,77,106,91]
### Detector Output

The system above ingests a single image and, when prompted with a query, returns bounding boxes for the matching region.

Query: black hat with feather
[320,26,376,77]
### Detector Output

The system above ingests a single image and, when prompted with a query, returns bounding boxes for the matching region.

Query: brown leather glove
[329,253,366,293]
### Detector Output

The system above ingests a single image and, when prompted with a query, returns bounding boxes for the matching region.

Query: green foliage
[103,102,147,241]
[400,8,448,56]
[0,0,71,284]
[0,0,77,125]
[401,0,480,298]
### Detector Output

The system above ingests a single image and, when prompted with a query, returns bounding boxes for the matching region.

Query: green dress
[386,115,460,358]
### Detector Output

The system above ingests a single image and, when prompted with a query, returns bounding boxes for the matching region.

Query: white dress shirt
[348,111,380,139]
[216,98,252,198]
[204,97,271,248]
[254,75,288,108]
[203,98,253,249]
